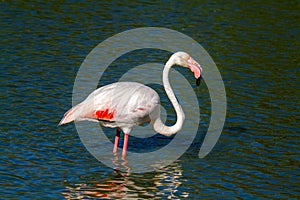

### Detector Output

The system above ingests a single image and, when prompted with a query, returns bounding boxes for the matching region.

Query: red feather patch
[95,109,114,120]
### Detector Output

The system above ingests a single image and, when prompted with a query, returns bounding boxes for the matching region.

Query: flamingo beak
[188,57,202,86]
[196,76,202,86]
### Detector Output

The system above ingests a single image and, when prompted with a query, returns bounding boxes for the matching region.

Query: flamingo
[59,52,202,158]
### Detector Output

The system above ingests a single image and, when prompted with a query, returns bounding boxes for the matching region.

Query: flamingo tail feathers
[59,104,82,125]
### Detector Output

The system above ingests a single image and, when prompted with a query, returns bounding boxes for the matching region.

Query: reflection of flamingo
[59,52,202,158]
[62,159,185,199]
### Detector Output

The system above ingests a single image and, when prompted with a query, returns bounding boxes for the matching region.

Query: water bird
[59,52,202,158]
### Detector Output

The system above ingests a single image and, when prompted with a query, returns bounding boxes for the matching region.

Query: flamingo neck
[152,58,185,136]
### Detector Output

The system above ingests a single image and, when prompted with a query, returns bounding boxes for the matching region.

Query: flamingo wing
[59,82,160,126]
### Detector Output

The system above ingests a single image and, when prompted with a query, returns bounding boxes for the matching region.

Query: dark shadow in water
[182,124,249,159]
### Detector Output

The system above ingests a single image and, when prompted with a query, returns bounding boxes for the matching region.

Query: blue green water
[1,1,299,199]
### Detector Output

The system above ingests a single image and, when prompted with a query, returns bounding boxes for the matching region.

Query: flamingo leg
[113,128,121,154]
[122,133,129,158]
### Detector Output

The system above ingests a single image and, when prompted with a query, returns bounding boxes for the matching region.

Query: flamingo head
[171,52,203,86]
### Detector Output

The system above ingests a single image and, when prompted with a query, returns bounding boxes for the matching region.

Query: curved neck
[152,59,185,136]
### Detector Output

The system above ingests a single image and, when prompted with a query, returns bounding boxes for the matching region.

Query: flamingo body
[59,82,160,132]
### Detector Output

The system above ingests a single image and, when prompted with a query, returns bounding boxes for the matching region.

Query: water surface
[1,1,299,199]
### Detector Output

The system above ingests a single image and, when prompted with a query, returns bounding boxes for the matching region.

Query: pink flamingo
[59,52,202,158]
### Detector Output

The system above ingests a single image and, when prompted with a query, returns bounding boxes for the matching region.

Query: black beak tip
[196,76,201,86]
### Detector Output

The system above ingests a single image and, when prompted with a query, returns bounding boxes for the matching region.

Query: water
[1,1,299,199]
